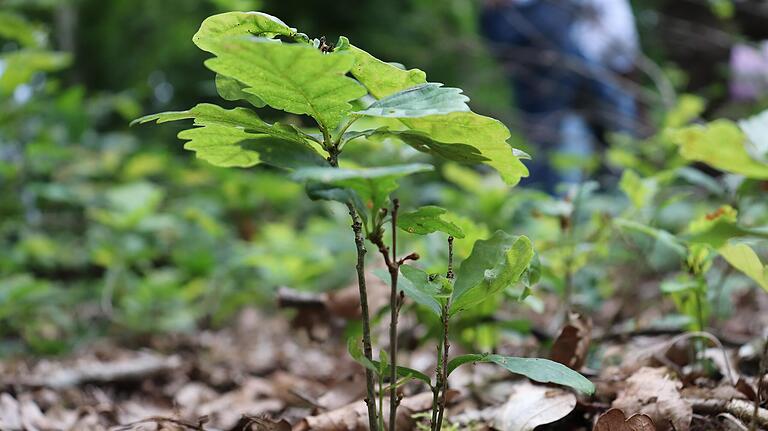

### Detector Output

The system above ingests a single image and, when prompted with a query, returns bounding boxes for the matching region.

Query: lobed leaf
[347,45,427,99]
[346,46,528,185]
[355,83,469,118]
[132,103,325,169]
[400,113,530,186]
[397,206,465,238]
[446,354,594,395]
[203,38,366,131]
[193,11,300,52]
[369,129,488,164]
[215,74,266,108]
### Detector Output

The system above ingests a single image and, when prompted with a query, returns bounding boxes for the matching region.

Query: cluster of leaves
[134,11,594,429]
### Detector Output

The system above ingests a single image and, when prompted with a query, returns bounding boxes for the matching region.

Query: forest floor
[1,275,768,431]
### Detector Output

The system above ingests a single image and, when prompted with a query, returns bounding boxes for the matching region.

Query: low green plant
[133,10,592,430]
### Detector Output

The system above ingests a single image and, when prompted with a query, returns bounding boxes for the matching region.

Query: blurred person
[480,0,640,193]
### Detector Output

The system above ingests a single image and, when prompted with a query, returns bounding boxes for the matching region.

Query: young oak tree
[133,11,594,430]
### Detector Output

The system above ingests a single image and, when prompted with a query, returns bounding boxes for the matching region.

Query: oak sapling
[132,10,591,430]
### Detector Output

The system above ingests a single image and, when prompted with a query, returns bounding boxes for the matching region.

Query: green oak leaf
[203,38,367,130]
[670,120,768,179]
[400,113,529,186]
[369,129,488,164]
[397,206,465,238]
[346,46,528,185]
[132,103,324,169]
[348,45,427,99]
[450,231,533,315]
[355,83,470,118]
[192,11,301,52]
[215,74,266,108]
[291,164,433,216]
[446,354,594,395]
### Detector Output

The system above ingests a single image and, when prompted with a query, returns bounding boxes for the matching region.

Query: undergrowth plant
[134,11,593,430]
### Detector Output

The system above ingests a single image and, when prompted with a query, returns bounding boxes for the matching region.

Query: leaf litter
[1,284,768,431]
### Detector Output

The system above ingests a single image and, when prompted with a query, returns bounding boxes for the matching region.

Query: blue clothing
[481,0,638,192]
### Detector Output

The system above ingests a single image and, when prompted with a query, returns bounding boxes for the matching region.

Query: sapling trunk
[329,148,379,431]
[389,199,400,431]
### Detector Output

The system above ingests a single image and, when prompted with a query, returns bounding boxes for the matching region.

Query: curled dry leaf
[492,381,577,431]
[612,367,692,431]
[550,312,593,370]
[593,409,656,431]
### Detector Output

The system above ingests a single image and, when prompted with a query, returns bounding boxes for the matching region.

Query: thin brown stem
[436,303,450,431]
[388,199,400,431]
[430,344,442,431]
[328,147,379,431]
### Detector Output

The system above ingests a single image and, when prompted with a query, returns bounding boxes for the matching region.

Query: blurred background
[2,0,768,356]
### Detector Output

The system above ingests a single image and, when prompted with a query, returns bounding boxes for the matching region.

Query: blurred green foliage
[1,0,768,356]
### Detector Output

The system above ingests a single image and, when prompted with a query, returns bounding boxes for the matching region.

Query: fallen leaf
[492,381,576,431]
[550,312,592,370]
[298,391,452,431]
[612,367,692,431]
[593,409,656,431]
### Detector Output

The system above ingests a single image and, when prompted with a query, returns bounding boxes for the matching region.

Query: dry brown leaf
[17,350,182,389]
[550,312,592,370]
[612,367,692,431]
[593,409,656,431]
[492,381,576,431]
[298,391,451,431]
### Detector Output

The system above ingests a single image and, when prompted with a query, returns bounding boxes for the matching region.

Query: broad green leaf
[215,74,265,108]
[0,50,70,94]
[347,46,528,185]
[192,11,300,52]
[670,120,768,179]
[371,129,488,164]
[203,39,366,130]
[398,265,444,316]
[450,232,534,315]
[355,83,469,118]
[446,354,594,395]
[291,164,433,216]
[718,243,768,292]
[348,45,427,99]
[401,113,529,186]
[132,104,325,169]
[397,206,465,238]
[371,360,432,386]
